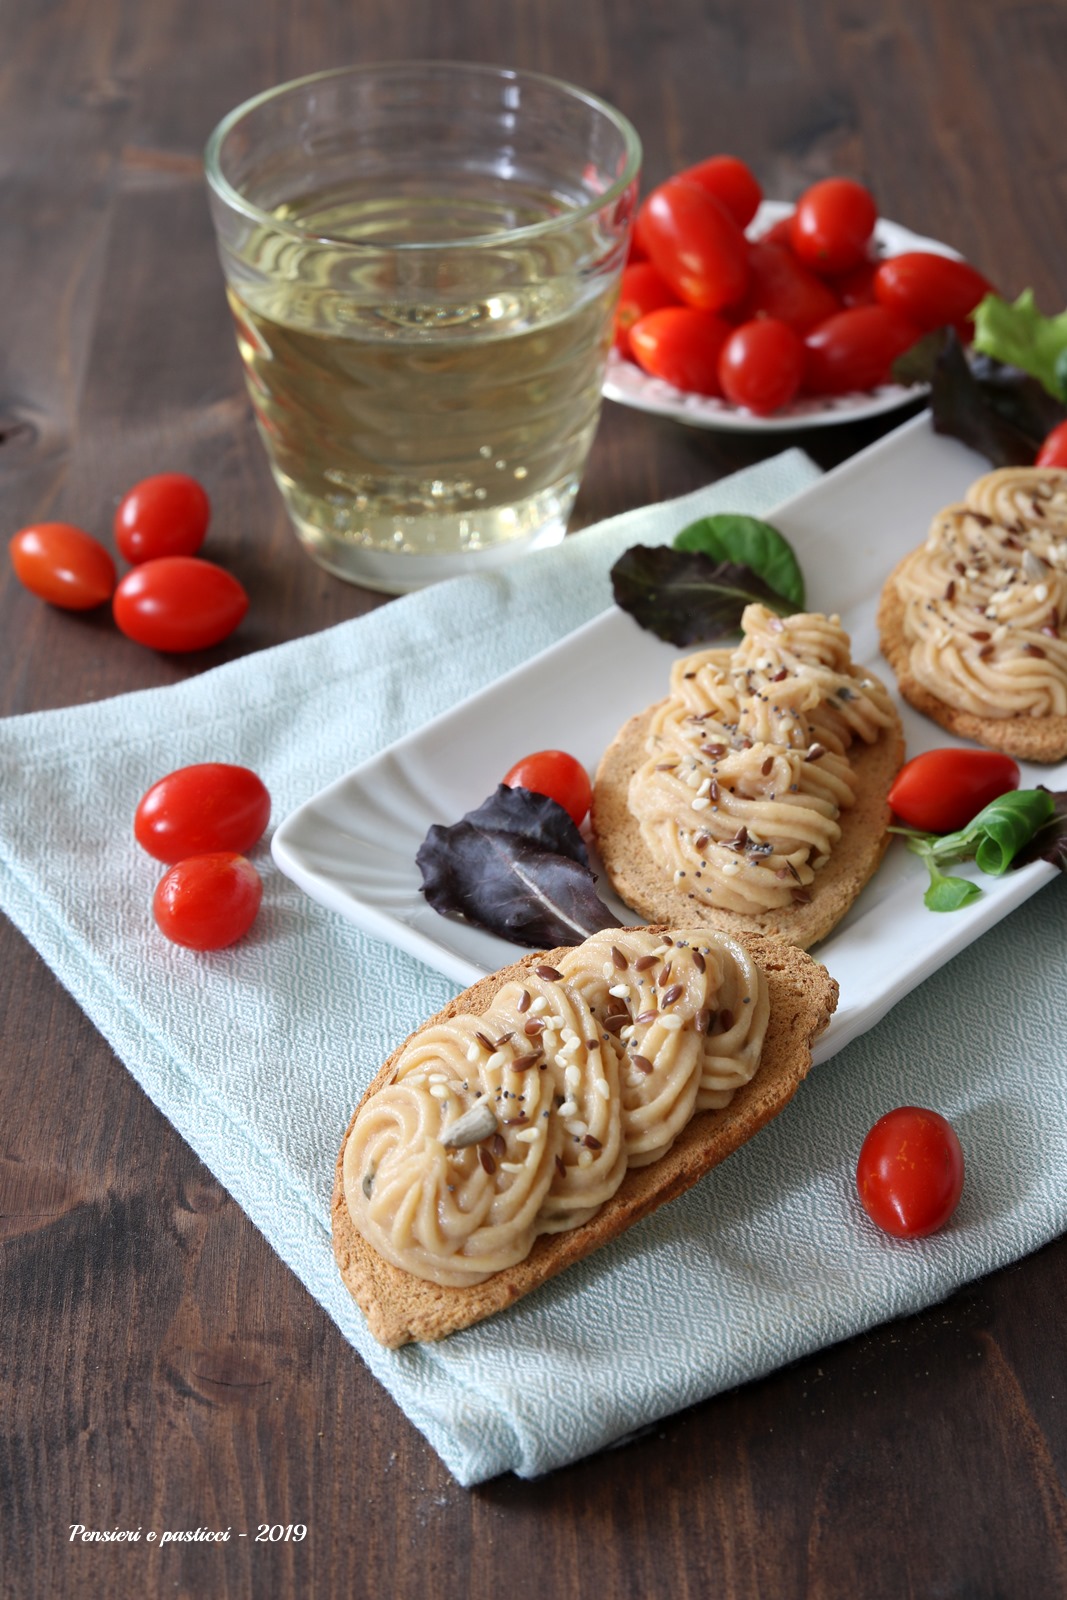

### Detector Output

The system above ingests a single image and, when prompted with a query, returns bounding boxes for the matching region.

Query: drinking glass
[205,62,641,592]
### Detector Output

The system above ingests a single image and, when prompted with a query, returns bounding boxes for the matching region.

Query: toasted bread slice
[332,930,837,1347]
[878,555,1067,763]
[591,686,904,950]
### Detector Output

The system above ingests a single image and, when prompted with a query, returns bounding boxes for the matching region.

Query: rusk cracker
[878,554,1067,764]
[592,692,903,949]
[333,930,837,1347]
[878,466,1067,763]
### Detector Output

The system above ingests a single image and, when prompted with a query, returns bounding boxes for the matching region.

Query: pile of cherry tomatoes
[616,157,993,415]
[135,762,271,950]
[9,472,248,651]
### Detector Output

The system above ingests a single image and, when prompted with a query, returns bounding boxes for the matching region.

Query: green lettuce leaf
[972,289,1067,403]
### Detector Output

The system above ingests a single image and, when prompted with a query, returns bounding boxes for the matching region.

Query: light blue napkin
[2,449,1064,1487]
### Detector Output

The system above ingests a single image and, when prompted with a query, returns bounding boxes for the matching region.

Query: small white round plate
[603,200,958,432]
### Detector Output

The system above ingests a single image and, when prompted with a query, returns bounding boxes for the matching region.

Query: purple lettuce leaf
[416,784,621,949]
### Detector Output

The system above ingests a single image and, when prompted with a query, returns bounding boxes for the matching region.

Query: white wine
[226,186,619,589]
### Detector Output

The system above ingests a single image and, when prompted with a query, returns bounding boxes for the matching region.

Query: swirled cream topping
[342,927,768,1286]
[892,467,1067,719]
[627,605,897,914]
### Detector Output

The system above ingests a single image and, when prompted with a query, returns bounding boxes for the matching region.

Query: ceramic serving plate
[272,412,1063,1065]
[602,201,955,432]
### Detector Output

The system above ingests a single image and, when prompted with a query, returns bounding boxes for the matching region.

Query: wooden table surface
[3,2,1066,1595]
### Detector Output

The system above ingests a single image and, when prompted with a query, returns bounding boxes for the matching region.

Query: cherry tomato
[874,252,994,338]
[503,749,593,828]
[856,1106,965,1239]
[134,763,271,864]
[639,178,750,311]
[1036,419,1067,468]
[9,522,116,611]
[629,306,733,395]
[759,212,796,249]
[676,154,762,229]
[115,473,211,563]
[630,204,654,262]
[614,262,679,359]
[803,305,922,395]
[738,239,841,334]
[791,178,878,275]
[113,556,248,652]
[718,318,804,415]
[888,747,1020,834]
[152,852,263,951]
[829,259,878,308]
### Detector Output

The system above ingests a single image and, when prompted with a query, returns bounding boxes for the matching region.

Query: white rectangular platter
[272,412,1063,1066]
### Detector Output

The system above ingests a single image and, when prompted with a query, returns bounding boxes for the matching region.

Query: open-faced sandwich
[877,466,1067,762]
[333,925,837,1345]
[591,604,904,950]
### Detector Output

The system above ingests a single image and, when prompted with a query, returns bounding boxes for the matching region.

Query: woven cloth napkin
[2,449,1065,1487]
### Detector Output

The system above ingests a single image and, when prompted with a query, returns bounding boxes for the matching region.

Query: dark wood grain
[3,2,1066,1596]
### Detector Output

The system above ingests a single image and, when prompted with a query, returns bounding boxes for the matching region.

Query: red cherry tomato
[888,747,1020,834]
[675,154,762,229]
[639,179,750,311]
[718,318,805,415]
[829,259,878,308]
[759,212,796,249]
[503,749,592,828]
[856,1106,965,1239]
[791,178,878,275]
[113,556,248,652]
[152,852,263,951]
[614,262,679,359]
[803,305,921,395]
[9,522,116,611]
[629,306,734,396]
[873,252,994,338]
[738,239,841,334]
[115,473,211,563]
[1036,419,1067,468]
[135,763,271,864]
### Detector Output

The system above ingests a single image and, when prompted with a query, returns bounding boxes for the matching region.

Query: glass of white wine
[205,62,641,593]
